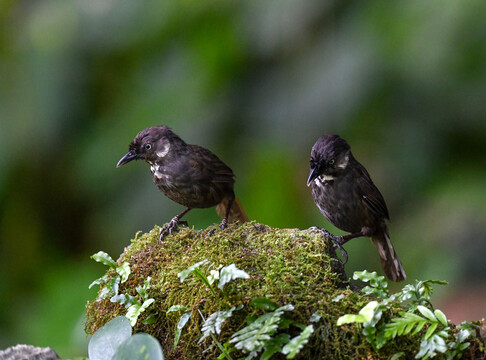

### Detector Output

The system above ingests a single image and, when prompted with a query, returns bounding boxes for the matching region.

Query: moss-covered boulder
[85,222,484,359]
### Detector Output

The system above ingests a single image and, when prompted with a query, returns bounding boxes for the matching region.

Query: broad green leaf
[178,260,209,283]
[417,306,437,323]
[337,301,378,325]
[434,309,448,327]
[424,322,438,340]
[88,316,132,360]
[281,325,314,358]
[143,312,158,325]
[218,264,250,290]
[112,333,164,360]
[250,297,278,311]
[91,251,117,268]
[174,311,192,349]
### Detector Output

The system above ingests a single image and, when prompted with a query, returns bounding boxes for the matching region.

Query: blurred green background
[1,0,485,357]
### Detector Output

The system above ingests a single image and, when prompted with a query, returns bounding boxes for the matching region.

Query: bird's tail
[216,197,249,224]
[371,230,406,282]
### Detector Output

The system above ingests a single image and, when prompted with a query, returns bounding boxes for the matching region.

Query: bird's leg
[159,207,192,242]
[309,227,365,264]
[219,196,234,230]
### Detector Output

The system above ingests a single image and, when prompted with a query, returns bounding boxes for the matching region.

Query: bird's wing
[356,163,390,220]
[189,145,235,185]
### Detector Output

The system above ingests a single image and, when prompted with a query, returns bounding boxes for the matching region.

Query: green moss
[85,222,424,359]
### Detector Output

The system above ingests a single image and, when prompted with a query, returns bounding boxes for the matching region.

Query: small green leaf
[456,329,472,343]
[89,276,108,289]
[331,294,345,302]
[136,277,151,300]
[309,312,322,323]
[174,311,192,349]
[424,322,438,340]
[125,299,155,327]
[199,307,238,343]
[281,325,314,358]
[434,309,448,327]
[337,301,378,326]
[167,305,188,314]
[417,306,437,323]
[116,262,131,283]
[96,276,121,301]
[91,251,117,268]
[390,352,404,360]
[178,260,209,283]
[143,312,158,325]
[111,294,138,307]
[126,303,142,326]
[250,297,278,311]
[218,264,250,290]
[141,298,155,311]
[193,268,216,295]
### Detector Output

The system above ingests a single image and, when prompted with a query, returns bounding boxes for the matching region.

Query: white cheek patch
[156,142,170,158]
[336,154,349,170]
[319,174,335,181]
[315,174,334,187]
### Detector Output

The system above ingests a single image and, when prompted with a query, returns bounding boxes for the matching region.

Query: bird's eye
[144,143,152,151]
[329,159,335,165]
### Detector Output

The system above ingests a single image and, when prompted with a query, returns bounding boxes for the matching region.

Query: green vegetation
[85,223,486,359]
[337,271,481,359]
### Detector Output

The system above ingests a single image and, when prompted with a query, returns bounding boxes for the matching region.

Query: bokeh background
[1,0,485,357]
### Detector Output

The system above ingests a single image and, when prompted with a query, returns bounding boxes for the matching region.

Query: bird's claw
[331,238,349,265]
[310,226,349,265]
[159,218,180,242]
[219,218,228,230]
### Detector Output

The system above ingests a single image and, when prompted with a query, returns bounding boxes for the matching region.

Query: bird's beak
[117,151,137,168]
[307,167,319,187]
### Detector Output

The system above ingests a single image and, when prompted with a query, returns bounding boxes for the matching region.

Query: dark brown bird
[117,126,248,239]
[307,134,406,282]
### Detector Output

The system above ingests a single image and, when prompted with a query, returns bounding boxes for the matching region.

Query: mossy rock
[85,222,482,359]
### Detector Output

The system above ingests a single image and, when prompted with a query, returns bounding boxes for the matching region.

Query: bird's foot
[309,226,349,264]
[159,218,187,242]
[219,218,228,230]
